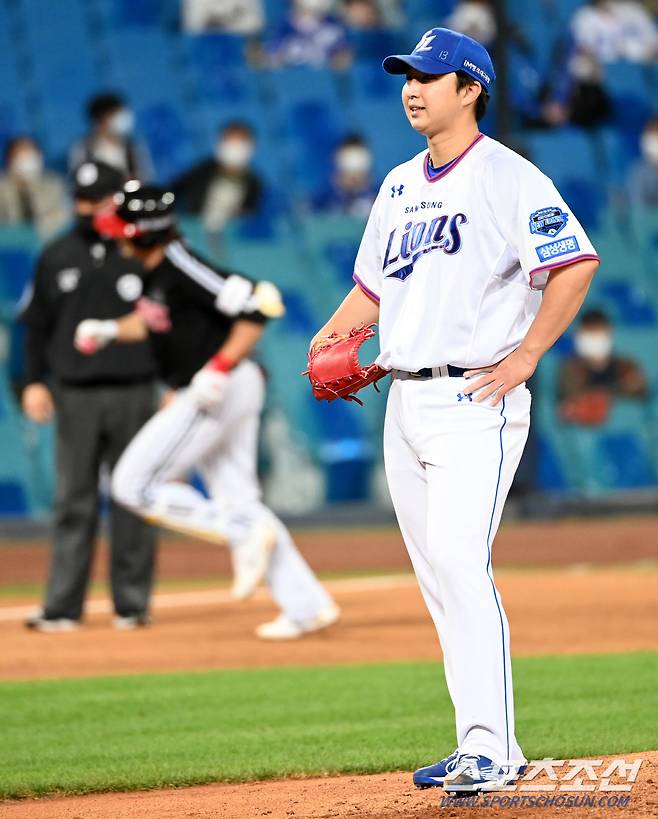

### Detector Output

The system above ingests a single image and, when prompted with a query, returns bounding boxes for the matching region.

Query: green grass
[1,652,656,799]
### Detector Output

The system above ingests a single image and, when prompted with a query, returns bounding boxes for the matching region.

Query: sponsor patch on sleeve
[535,235,580,263]
[529,206,569,236]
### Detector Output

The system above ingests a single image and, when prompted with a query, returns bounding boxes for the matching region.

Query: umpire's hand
[22,383,54,424]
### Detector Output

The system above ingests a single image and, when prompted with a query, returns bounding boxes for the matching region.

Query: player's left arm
[212,319,265,367]
[463,257,599,405]
[188,318,266,410]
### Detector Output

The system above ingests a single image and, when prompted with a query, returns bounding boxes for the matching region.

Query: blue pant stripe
[485,396,510,762]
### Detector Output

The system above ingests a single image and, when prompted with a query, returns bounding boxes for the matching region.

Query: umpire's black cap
[72,160,125,201]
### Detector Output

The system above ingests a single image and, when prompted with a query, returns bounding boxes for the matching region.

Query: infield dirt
[2,752,656,818]
[1,517,656,817]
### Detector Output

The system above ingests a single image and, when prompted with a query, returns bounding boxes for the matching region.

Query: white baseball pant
[384,372,531,767]
[112,359,334,623]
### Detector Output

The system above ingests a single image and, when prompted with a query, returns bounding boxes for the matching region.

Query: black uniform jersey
[143,239,267,388]
[21,226,155,386]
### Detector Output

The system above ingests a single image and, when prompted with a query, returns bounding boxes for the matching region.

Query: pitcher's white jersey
[353,133,599,372]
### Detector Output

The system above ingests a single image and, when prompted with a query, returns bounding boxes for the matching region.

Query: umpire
[21,161,157,631]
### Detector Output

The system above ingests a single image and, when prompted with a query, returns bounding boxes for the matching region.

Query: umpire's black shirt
[21,224,155,386]
[143,239,267,389]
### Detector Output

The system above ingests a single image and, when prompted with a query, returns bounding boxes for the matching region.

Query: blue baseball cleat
[442,754,528,794]
[412,750,460,788]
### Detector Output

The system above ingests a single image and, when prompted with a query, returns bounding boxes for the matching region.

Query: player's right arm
[310,184,384,349]
[310,285,379,350]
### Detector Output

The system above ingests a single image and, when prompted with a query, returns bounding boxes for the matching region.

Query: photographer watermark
[439,758,644,808]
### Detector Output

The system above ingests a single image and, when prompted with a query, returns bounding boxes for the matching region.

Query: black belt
[402,365,468,379]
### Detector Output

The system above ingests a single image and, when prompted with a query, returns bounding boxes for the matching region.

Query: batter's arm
[310,285,380,350]
[463,257,599,405]
[213,319,265,366]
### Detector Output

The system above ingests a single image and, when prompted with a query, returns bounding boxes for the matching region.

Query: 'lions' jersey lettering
[383,213,468,281]
[353,135,599,372]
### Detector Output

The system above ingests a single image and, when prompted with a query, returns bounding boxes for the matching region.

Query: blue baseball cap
[382,27,495,93]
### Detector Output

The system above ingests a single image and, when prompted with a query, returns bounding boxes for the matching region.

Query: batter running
[311,28,599,792]
[77,182,338,640]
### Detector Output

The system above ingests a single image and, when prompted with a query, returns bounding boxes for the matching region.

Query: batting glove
[74,319,119,355]
[189,368,229,410]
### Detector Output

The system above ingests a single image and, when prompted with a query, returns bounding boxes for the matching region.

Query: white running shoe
[255,604,341,640]
[231,522,277,600]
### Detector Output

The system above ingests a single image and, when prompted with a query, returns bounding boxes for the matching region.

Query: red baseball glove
[304,324,388,405]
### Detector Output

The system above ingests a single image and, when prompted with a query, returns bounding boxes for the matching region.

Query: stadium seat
[598,281,657,326]
[598,431,656,489]
[137,102,195,180]
[309,396,374,502]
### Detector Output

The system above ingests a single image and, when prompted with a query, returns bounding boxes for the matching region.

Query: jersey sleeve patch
[535,235,579,262]
[529,206,569,237]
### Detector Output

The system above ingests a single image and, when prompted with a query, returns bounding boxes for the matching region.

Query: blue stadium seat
[610,92,652,158]
[278,289,316,335]
[348,60,401,100]
[405,0,458,29]
[598,281,657,326]
[181,33,252,100]
[605,63,656,97]
[0,480,28,515]
[536,432,569,491]
[309,396,373,502]
[137,102,196,180]
[524,128,598,184]
[354,98,426,180]
[598,431,656,488]
[347,29,403,63]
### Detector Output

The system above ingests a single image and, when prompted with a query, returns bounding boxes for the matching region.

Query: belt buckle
[407,370,424,379]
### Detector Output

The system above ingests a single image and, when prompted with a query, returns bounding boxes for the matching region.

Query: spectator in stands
[171,121,262,232]
[628,116,658,208]
[311,134,377,218]
[182,0,264,34]
[69,92,153,180]
[342,0,383,29]
[533,46,612,129]
[445,0,497,47]
[266,0,352,69]
[558,309,649,425]
[571,0,658,63]
[0,136,69,239]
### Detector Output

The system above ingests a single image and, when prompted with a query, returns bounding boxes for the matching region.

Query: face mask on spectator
[11,150,44,180]
[575,330,613,362]
[336,146,372,176]
[76,213,98,237]
[107,108,135,137]
[216,139,255,170]
[640,132,658,166]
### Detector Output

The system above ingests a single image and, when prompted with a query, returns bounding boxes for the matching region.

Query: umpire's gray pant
[43,382,157,620]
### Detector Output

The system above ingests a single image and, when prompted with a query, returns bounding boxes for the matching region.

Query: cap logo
[414,31,436,52]
[462,59,491,85]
